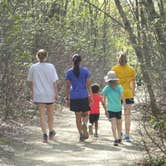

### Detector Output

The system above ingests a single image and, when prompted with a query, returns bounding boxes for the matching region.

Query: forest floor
[0,105,145,166]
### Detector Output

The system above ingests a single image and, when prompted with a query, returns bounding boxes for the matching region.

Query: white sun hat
[104,70,119,82]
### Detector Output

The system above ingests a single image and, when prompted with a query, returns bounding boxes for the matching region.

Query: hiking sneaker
[113,140,119,146]
[79,133,84,142]
[125,136,131,142]
[94,133,98,137]
[89,125,93,135]
[43,133,48,143]
[49,130,56,140]
[82,123,89,139]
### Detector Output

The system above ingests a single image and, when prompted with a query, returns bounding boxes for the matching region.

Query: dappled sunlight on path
[0,107,145,166]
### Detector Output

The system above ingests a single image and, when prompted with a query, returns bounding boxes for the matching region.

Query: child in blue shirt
[102,71,125,146]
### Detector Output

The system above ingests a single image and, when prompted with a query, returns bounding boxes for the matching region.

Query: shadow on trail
[0,108,145,166]
[83,141,119,151]
[121,141,144,151]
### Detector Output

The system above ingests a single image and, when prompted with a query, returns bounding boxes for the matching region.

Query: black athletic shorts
[125,98,134,104]
[35,102,54,105]
[108,111,122,120]
[70,97,90,112]
[89,114,100,124]
[121,98,134,104]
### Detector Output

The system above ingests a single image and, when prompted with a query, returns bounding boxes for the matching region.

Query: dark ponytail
[72,54,81,77]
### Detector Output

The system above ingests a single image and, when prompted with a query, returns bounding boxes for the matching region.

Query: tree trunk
[114,0,159,116]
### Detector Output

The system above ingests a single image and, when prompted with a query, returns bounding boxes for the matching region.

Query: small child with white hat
[102,71,126,146]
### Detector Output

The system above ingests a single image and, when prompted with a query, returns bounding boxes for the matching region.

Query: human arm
[51,65,59,101]
[130,79,136,96]
[130,66,137,96]
[101,96,107,115]
[102,95,108,117]
[86,78,93,104]
[121,92,126,108]
[54,81,58,101]
[101,86,109,117]
[28,81,34,101]
[27,66,34,101]
[65,80,71,107]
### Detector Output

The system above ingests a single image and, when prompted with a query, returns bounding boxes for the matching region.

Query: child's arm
[102,95,108,117]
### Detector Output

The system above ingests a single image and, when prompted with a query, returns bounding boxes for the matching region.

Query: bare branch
[84,0,124,28]
[114,0,137,45]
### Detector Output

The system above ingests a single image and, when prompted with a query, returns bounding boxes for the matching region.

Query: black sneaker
[113,140,119,146]
[117,139,122,144]
[49,130,56,140]
[43,133,48,143]
[79,133,84,142]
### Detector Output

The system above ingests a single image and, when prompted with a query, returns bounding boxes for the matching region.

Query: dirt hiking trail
[0,106,145,166]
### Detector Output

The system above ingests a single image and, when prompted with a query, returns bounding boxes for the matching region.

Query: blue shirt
[102,85,123,112]
[65,67,91,99]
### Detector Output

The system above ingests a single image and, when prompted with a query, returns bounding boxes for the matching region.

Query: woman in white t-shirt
[28,49,58,143]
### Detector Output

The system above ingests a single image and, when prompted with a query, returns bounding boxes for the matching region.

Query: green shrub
[143,156,166,166]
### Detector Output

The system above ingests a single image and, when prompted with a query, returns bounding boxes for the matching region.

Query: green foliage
[0,1,138,118]
[143,156,166,166]
[0,136,10,145]
[150,117,165,130]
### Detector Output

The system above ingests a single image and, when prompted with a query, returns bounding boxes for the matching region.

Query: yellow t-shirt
[112,64,136,99]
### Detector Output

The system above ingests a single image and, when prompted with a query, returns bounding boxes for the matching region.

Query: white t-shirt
[27,62,58,103]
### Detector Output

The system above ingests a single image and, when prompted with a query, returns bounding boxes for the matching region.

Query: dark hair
[72,54,81,77]
[118,51,127,65]
[36,49,48,62]
[91,83,100,93]
[108,80,118,89]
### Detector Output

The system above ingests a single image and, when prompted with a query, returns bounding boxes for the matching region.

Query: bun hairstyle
[72,54,81,77]
[118,51,127,65]
[36,49,48,62]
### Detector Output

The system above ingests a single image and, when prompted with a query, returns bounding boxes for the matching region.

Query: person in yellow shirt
[112,52,136,142]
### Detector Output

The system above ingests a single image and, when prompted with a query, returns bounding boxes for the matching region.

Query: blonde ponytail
[118,51,127,65]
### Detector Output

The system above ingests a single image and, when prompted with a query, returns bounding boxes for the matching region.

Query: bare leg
[117,119,122,139]
[46,104,55,131]
[94,121,98,135]
[124,104,132,136]
[82,111,89,125]
[89,122,93,135]
[75,112,82,134]
[38,104,47,134]
[82,111,89,139]
[111,118,118,140]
